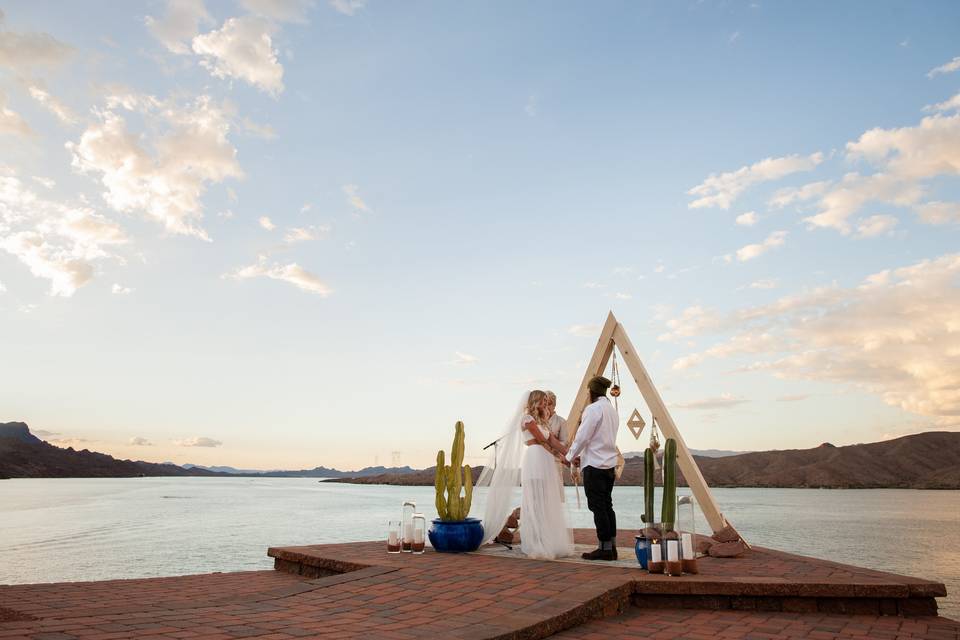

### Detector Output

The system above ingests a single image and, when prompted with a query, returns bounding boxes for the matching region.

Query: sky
[1,0,959,471]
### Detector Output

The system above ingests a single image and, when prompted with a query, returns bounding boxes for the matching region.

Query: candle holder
[681,532,699,574]
[647,537,664,574]
[677,494,699,574]
[401,500,416,552]
[665,539,683,576]
[386,520,402,554]
[411,514,426,554]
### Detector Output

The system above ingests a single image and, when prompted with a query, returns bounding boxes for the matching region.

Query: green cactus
[434,421,473,521]
[643,447,655,524]
[661,438,677,532]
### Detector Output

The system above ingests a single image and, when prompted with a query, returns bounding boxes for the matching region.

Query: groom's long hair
[525,390,548,424]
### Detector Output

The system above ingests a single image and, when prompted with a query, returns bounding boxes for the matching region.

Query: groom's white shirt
[565,396,619,469]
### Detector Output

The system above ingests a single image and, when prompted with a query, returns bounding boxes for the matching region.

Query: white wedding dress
[476,394,574,560]
[519,416,575,559]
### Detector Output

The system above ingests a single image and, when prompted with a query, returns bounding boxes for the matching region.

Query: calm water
[1,478,957,619]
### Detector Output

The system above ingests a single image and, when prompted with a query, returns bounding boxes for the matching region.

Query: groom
[566,375,620,560]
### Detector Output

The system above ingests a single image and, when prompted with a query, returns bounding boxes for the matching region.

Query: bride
[478,390,575,559]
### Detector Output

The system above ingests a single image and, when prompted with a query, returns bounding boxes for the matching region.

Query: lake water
[1,478,957,619]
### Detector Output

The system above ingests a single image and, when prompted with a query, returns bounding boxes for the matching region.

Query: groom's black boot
[581,547,616,561]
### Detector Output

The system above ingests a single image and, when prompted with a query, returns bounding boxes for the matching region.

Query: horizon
[2,1,959,470]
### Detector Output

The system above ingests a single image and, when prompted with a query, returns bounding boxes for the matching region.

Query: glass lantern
[677,494,700,574]
[411,513,426,554]
[386,520,402,553]
[401,500,416,552]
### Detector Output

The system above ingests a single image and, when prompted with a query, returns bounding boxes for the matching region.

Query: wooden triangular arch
[565,311,732,535]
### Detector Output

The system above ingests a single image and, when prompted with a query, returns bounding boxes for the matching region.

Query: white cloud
[174,436,222,447]
[192,17,284,96]
[240,116,277,139]
[146,0,212,54]
[568,324,600,337]
[669,254,960,425]
[688,152,823,209]
[728,31,740,45]
[916,201,960,225]
[342,183,370,214]
[32,176,55,189]
[67,93,242,240]
[0,10,73,70]
[855,214,898,238]
[768,180,831,208]
[924,92,960,114]
[927,55,960,78]
[224,255,332,296]
[112,283,133,295]
[525,94,537,117]
[735,230,787,262]
[0,92,31,137]
[613,292,632,300]
[735,211,757,226]
[659,305,724,341]
[674,393,747,410]
[329,0,366,15]
[283,224,329,243]
[454,351,478,365]
[0,173,127,296]
[242,0,315,23]
[0,280,5,293]
[258,216,276,230]
[129,436,152,446]
[748,278,778,290]
[777,394,809,402]
[27,85,77,125]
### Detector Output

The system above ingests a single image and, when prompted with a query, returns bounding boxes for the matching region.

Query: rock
[695,537,715,554]
[712,525,741,543]
[708,540,748,558]
[641,527,661,539]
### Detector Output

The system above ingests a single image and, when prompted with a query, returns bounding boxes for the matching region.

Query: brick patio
[0,529,955,640]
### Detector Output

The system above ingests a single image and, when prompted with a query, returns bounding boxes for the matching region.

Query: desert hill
[329,431,960,489]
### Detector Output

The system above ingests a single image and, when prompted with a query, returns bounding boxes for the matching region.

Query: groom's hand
[572,456,581,467]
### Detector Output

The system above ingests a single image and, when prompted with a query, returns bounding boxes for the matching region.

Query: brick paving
[0,529,955,640]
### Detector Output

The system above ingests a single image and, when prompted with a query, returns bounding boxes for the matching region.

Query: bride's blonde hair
[526,390,547,424]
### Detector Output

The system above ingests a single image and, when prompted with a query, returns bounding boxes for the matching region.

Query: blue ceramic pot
[428,517,484,552]
[634,536,649,569]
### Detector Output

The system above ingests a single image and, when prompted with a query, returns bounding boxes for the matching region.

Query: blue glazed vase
[634,536,650,569]
[428,517,484,552]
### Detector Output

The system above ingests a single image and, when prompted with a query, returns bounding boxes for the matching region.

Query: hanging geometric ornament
[627,408,646,440]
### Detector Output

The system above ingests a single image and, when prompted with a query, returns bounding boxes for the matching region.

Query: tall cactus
[643,447,655,524]
[434,421,473,521]
[660,438,677,532]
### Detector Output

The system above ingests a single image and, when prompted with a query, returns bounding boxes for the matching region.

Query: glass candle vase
[681,532,699,574]
[401,500,416,552]
[386,520,402,553]
[665,539,683,576]
[411,514,426,554]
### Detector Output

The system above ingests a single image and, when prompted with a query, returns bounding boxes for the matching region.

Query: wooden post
[564,311,618,446]
[611,322,728,534]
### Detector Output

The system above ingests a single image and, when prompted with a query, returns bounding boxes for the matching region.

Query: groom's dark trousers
[583,466,617,543]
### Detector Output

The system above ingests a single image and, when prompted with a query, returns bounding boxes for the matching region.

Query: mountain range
[328,431,960,489]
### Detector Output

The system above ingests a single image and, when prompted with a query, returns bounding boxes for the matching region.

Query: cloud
[855,214,898,238]
[329,0,366,15]
[0,280,5,293]
[669,253,960,425]
[342,184,370,214]
[32,176,55,189]
[112,283,133,295]
[27,85,77,125]
[0,10,73,71]
[454,351,478,365]
[0,172,128,296]
[67,93,242,240]
[224,255,332,296]
[32,429,57,437]
[916,201,960,225]
[613,292,632,300]
[768,180,831,209]
[688,152,823,209]
[748,278,778,290]
[568,324,600,337]
[50,437,91,448]
[174,436,222,447]
[239,116,277,139]
[145,0,212,54]
[242,0,315,23]
[192,16,284,96]
[659,305,724,341]
[283,224,329,243]
[525,94,537,117]
[129,436,153,446]
[776,394,809,402]
[673,393,747,410]
[728,31,740,45]
[735,230,787,262]
[735,211,757,226]
[927,55,960,78]
[0,91,31,137]
[258,216,276,230]
[924,92,960,114]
